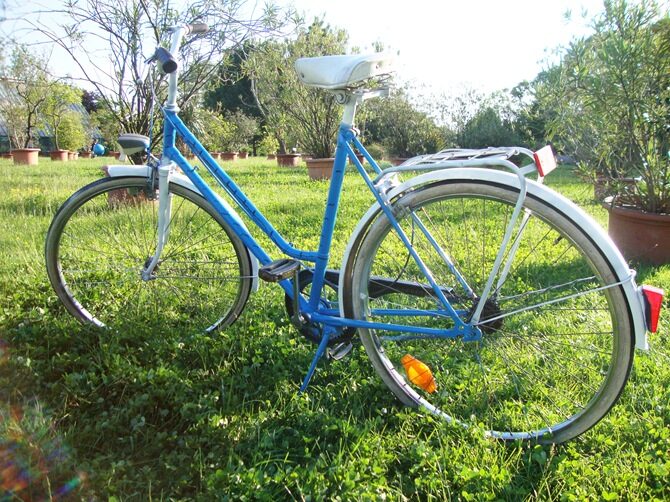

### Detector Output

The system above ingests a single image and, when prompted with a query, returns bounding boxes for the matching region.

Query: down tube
[164,110,319,264]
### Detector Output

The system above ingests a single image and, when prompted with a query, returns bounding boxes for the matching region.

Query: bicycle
[45,23,663,444]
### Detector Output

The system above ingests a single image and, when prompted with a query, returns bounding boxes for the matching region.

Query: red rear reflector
[533,145,557,177]
[642,285,664,333]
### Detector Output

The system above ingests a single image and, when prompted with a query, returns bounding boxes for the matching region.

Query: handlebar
[150,24,209,74]
[186,23,209,35]
[154,47,178,74]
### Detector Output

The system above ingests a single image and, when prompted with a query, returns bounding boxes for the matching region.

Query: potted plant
[3,97,40,165]
[191,107,225,161]
[11,146,40,165]
[55,111,87,161]
[0,45,51,166]
[544,1,670,264]
[211,112,237,161]
[227,110,258,160]
[258,133,279,160]
[244,21,349,171]
[43,82,81,162]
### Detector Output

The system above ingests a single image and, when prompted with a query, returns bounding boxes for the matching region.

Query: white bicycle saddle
[294,53,395,90]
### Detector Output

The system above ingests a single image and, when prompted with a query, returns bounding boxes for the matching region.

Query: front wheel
[46,176,253,333]
[342,180,634,443]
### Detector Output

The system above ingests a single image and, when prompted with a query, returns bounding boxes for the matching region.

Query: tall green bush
[43,83,82,150]
[541,0,670,212]
[57,110,87,151]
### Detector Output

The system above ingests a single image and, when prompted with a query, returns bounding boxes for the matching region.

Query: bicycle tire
[46,176,253,333]
[342,180,634,443]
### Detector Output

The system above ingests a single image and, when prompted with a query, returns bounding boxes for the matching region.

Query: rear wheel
[343,180,633,443]
[46,177,253,333]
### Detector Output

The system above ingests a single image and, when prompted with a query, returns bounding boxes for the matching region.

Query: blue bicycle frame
[159,107,476,387]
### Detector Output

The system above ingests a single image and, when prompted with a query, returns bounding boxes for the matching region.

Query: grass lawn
[1,156,669,500]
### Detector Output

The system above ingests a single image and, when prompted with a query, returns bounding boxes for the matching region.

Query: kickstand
[299,330,331,393]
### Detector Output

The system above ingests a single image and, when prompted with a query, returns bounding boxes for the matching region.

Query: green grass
[1,156,669,500]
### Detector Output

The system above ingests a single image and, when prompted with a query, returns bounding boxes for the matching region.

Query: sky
[279,0,606,95]
[2,0,612,97]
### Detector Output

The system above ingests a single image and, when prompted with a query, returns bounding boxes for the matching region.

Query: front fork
[141,164,173,280]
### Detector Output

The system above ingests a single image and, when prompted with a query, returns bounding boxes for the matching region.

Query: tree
[81,90,102,114]
[30,0,293,145]
[457,106,520,149]
[245,19,347,157]
[506,80,549,151]
[363,88,448,157]
[1,45,50,148]
[43,82,81,150]
[90,107,123,151]
[204,43,262,119]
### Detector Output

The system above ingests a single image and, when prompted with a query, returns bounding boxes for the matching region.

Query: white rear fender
[338,168,648,350]
[103,165,259,292]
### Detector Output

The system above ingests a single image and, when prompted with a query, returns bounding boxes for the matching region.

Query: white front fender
[338,168,648,350]
[103,165,259,292]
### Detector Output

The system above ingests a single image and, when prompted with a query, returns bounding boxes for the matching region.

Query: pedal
[258,258,301,283]
[328,342,353,361]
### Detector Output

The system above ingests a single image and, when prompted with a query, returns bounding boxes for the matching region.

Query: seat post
[338,91,359,127]
[340,87,391,127]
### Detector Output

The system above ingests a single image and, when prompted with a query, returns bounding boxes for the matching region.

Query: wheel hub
[468,298,503,335]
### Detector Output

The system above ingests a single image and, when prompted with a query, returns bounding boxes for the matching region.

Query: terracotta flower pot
[68,151,79,160]
[211,152,221,160]
[220,152,238,161]
[606,204,670,265]
[1,153,13,160]
[80,151,92,158]
[390,157,409,166]
[306,157,334,180]
[101,166,150,206]
[11,148,40,165]
[266,154,276,160]
[276,153,301,167]
[50,150,69,161]
[349,153,365,165]
[238,151,249,159]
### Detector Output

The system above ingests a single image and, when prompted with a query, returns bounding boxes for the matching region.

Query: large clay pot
[276,153,301,167]
[50,150,69,161]
[238,151,249,159]
[306,158,334,180]
[220,152,238,161]
[606,204,670,265]
[101,166,150,206]
[11,148,40,165]
[349,153,365,166]
[390,157,409,166]
[80,151,92,158]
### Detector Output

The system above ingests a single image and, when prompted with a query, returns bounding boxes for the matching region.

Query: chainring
[284,270,356,345]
